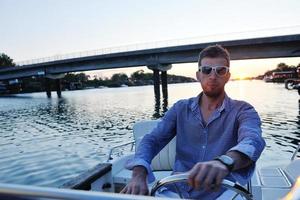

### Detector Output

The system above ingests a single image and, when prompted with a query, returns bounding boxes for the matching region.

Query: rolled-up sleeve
[229,103,266,184]
[125,102,178,183]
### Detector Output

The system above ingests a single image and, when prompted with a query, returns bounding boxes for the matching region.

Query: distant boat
[271,71,298,82]
[98,86,108,89]
[120,84,128,87]
[285,79,300,90]
[263,76,273,82]
[0,83,8,94]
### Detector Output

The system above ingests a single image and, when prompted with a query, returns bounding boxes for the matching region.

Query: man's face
[196,57,230,98]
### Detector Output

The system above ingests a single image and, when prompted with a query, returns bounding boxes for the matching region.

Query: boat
[263,76,273,83]
[0,83,8,94]
[0,120,299,199]
[285,78,300,90]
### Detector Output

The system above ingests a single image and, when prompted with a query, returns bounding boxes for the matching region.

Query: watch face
[221,155,234,165]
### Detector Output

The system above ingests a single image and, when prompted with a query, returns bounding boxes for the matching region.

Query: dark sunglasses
[198,66,229,77]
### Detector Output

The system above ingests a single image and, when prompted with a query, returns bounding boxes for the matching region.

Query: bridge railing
[16,25,300,66]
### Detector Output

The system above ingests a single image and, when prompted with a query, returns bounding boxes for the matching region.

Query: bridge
[1,34,300,98]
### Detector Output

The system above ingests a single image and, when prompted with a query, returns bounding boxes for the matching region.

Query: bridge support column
[45,74,65,98]
[161,71,168,100]
[158,64,172,101]
[148,64,172,102]
[45,78,51,98]
[153,69,160,100]
[55,79,62,98]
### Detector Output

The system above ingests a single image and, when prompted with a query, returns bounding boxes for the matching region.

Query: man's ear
[196,71,201,82]
[225,72,231,83]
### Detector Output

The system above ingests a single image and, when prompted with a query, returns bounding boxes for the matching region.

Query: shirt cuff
[228,138,264,162]
[125,158,155,183]
[228,139,261,185]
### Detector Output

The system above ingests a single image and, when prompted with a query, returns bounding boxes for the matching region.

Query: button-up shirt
[126,93,266,199]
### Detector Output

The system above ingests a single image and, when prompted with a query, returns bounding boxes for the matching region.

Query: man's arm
[226,150,252,171]
[120,166,148,195]
[121,102,179,195]
[188,150,252,191]
[188,103,265,191]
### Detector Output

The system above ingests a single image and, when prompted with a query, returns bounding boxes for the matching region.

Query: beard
[202,86,224,98]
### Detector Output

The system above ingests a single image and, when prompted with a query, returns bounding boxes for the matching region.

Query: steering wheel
[150,173,253,200]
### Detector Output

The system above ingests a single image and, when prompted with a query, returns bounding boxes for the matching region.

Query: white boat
[0,120,299,200]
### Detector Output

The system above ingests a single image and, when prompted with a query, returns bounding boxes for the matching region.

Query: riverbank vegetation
[0,53,196,93]
[27,70,196,93]
[0,53,15,67]
[257,62,300,82]
[2,52,300,93]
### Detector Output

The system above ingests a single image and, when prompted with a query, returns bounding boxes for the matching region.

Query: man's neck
[200,92,225,111]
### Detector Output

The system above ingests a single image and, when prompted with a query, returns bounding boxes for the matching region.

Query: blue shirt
[126,93,266,199]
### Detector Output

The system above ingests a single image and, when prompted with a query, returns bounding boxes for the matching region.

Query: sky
[1,0,300,79]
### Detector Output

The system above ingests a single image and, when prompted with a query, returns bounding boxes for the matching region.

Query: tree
[77,73,89,83]
[0,53,16,67]
[130,70,152,82]
[130,70,145,81]
[276,63,290,71]
[111,73,128,83]
[63,73,89,83]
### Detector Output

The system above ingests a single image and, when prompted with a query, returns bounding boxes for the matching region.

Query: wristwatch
[214,155,235,172]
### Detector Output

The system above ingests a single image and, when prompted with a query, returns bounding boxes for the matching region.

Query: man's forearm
[132,165,148,178]
[121,166,149,195]
[226,150,253,171]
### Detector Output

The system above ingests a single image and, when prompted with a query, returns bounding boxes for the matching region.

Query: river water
[0,80,299,187]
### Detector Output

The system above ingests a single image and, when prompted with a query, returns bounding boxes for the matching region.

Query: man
[121,45,266,199]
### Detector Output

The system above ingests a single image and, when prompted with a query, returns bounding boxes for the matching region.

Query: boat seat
[258,167,292,188]
[133,120,176,171]
[112,120,175,189]
[283,158,300,184]
[251,163,300,200]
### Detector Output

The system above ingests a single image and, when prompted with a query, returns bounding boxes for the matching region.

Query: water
[0,80,299,187]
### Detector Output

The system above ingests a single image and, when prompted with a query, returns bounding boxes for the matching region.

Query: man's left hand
[187,160,230,191]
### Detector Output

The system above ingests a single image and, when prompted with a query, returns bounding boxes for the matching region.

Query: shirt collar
[190,92,230,113]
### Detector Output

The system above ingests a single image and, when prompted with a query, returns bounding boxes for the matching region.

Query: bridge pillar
[153,69,160,100]
[45,74,65,98]
[45,78,51,98]
[161,71,168,99]
[55,79,62,98]
[148,64,172,101]
[158,64,172,101]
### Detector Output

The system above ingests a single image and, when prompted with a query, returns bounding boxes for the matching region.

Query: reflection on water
[0,81,299,187]
[153,94,168,119]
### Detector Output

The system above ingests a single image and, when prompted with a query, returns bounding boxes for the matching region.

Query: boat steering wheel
[150,173,253,200]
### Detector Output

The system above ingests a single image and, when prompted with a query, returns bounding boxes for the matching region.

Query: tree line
[0,53,196,93]
[255,62,300,80]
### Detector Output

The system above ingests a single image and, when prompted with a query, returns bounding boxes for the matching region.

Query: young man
[121,45,266,199]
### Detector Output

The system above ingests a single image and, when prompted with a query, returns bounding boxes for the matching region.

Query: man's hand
[187,160,230,191]
[120,166,149,195]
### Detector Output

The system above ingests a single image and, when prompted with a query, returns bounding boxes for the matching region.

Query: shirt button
[202,145,206,149]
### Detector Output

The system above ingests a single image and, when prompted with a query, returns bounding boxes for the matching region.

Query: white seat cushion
[133,120,176,171]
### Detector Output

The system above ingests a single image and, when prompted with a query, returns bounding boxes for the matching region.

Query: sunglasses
[198,66,229,77]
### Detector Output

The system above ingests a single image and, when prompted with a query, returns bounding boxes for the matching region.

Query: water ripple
[0,81,299,186]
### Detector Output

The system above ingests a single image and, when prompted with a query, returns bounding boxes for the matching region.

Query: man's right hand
[120,166,149,195]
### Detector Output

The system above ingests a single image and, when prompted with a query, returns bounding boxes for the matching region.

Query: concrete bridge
[1,34,300,97]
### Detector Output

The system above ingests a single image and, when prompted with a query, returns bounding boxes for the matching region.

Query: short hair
[198,45,230,67]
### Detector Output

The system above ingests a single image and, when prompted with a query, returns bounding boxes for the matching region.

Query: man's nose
[209,70,218,79]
